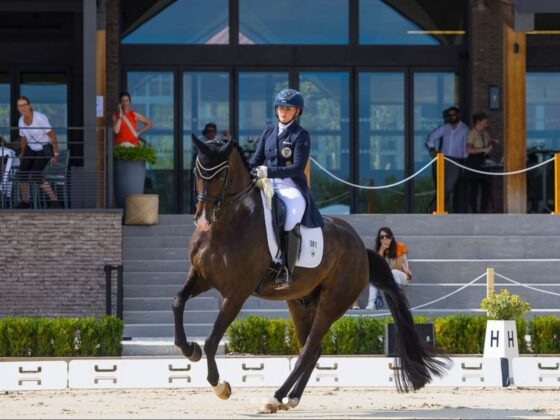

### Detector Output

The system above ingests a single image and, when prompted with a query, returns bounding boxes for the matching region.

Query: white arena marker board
[512,357,560,386]
[216,357,291,387]
[292,357,509,387]
[68,359,207,389]
[0,361,67,391]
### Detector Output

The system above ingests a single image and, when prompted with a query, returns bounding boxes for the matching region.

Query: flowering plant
[480,289,531,320]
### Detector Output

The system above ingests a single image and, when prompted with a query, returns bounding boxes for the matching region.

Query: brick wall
[469,0,505,211]
[0,211,122,317]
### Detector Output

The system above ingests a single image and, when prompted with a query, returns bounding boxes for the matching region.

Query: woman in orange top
[112,92,152,147]
[366,226,413,310]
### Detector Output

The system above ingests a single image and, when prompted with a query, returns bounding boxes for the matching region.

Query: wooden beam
[503,25,526,213]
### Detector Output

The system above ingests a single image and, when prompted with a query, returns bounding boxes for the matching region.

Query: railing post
[104,264,112,316]
[434,153,448,215]
[486,267,495,299]
[116,265,124,320]
[553,153,560,215]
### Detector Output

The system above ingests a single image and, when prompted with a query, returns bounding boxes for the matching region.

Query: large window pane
[526,72,560,212]
[20,73,68,146]
[413,72,460,212]
[239,72,288,157]
[127,72,174,213]
[0,74,9,139]
[360,0,466,45]
[358,72,405,213]
[301,72,350,214]
[122,0,228,44]
[240,0,348,44]
[183,72,230,212]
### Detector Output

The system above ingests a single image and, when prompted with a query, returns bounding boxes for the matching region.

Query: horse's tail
[367,249,450,392]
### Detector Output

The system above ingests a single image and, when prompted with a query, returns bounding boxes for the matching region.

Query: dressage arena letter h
[491,330,499,347]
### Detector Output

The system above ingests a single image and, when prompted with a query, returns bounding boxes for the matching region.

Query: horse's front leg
[173,268,210,361]
[204,295,246,400]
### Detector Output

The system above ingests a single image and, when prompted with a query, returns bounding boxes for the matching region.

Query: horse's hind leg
[173,268,210,361]
[278,301,321,410]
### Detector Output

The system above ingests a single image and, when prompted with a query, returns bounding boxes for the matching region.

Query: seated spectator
[366,226,412,310]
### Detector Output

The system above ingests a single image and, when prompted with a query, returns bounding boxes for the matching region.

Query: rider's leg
[272,179,305,289]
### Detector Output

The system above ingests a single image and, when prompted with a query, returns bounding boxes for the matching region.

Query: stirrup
[274,267,291,290]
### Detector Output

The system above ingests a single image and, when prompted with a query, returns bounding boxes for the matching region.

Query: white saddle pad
[260,191,323,268]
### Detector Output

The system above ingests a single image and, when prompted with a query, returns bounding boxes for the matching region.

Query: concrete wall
[0,211,122,317]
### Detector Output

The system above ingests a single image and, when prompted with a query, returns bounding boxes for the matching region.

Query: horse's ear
[219,138,235,156]
[192,133,210,154]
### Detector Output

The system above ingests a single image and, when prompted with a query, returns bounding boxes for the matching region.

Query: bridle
[194,157,253,222]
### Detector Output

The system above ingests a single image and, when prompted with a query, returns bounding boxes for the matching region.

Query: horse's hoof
[259,397,280,414]
[212,380,231,400]
[188,342,202,362]
[280,397,299,410]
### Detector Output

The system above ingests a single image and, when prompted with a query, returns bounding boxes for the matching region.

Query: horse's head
[192,134,237,231]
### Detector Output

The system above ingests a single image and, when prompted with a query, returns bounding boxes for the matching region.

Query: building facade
[1,0,560,214]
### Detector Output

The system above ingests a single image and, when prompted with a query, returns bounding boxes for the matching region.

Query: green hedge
[226,314,556,355]
[0,316,123,357]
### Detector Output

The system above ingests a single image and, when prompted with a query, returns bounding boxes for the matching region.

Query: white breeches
[272,178,306,231]
[368,269,409,306]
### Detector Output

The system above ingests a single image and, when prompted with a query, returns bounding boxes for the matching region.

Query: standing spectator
[466,113,498,213]
[425,106,469,213]
[366,227,412,310]
[16,96,62,209]
[112,91,152,147]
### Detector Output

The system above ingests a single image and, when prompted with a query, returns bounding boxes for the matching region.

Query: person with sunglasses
[425,106,469,213]
[366,227,412,310]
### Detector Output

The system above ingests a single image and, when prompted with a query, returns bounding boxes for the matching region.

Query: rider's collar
[278,120,295,134]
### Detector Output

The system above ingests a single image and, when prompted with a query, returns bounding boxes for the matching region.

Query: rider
[250,89,323,290]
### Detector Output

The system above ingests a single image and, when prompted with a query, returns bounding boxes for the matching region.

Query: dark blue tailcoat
[249,122,324,228]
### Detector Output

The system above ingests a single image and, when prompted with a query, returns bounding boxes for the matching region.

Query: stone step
[123,236,190,249]
[339,214,560,236]
[124,297,217,311]
[124,285,220,299]
[124,225,195,237]
[124,272,189,285]
[124,247,189,260]
[124,309,290,324]
[124,260,189,273]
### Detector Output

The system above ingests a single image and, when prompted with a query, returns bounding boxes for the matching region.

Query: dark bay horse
[173,137,448,413]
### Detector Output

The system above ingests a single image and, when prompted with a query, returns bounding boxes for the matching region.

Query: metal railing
[0,126,112,209]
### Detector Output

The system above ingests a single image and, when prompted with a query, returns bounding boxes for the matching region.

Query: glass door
[412,72,460,212]
[127,71,175,212]
[358,72,406,213]
[182,71,230,212]
[300,71,350,214]
[238,72,289,156]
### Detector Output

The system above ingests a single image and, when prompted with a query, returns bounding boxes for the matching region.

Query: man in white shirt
[16,96,62,209]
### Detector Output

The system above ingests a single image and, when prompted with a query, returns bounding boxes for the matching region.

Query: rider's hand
[254,166,268,179]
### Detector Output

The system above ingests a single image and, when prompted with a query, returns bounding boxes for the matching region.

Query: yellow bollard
[433,153,448,215]
[552,153,560,215]
[486,267,495,299]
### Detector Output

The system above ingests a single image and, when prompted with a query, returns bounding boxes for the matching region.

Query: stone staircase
[122,214,560,354]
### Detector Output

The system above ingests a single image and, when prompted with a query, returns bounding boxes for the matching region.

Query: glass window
[239,0,348,44]
[183,72,230,212]
[413,72,460,212]
[20,73,68,146]
[360,0,466,45]
[300,72,350,215]
[358,72,405,213]
[239,72,288,156]
[122,0,228,44]
[127,71,175,212]
[0,74,9,139]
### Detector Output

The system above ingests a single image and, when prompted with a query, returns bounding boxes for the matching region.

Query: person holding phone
[112,92,152,147]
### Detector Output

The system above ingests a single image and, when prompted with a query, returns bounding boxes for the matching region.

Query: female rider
[250,89,323,290]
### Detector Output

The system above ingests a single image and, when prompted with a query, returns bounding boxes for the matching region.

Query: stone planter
[114,159,146,208]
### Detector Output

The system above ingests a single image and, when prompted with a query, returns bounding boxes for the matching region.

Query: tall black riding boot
[274,224,302,290]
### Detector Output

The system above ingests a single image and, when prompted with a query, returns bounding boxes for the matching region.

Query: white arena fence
[1,355,558,391]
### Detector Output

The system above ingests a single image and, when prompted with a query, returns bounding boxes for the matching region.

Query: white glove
[255,165,268,179]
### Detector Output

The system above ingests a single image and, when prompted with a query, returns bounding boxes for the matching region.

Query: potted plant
[113,144,156,208]
[481,289,531,361]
